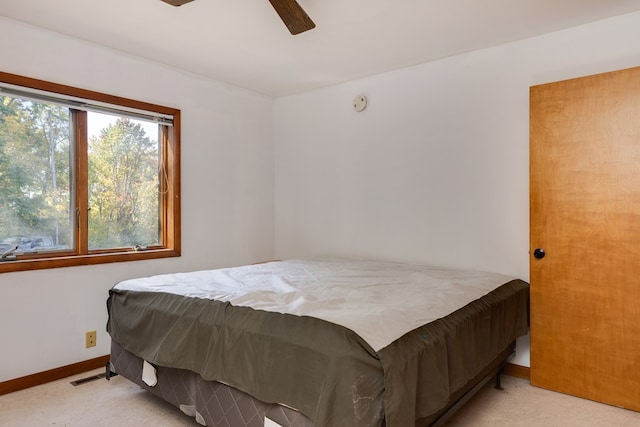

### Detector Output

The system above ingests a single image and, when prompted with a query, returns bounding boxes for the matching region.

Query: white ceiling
[2,0,640,97]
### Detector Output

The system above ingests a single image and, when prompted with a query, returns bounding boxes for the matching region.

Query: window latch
[0,245,19,262]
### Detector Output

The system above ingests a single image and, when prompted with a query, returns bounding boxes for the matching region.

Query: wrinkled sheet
[113,258,517,351]
[107,259,529,427]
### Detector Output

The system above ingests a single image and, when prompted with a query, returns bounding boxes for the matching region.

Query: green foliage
[0,96,160,249]
[0,96,70,243]
[88,117,159,249]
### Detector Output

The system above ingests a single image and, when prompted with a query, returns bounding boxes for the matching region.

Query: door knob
[533,248,545,259]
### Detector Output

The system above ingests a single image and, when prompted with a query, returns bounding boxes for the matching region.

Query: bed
[106,258,529,426]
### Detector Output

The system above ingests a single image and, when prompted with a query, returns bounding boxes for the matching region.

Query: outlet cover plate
[85,331,96,348]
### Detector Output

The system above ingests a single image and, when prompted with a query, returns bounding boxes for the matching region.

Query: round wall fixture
[353,95,367,112]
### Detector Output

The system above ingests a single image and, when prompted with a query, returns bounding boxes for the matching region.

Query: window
[0,72,180,272]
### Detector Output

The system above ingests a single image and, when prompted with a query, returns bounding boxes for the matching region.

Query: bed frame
[107,339,515,427]
[106,260,529,426]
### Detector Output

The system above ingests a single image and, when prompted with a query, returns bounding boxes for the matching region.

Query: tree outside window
[0,72,180,272]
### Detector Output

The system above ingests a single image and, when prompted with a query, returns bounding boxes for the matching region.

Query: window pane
[87,112,161,250]
[0,95,73,254]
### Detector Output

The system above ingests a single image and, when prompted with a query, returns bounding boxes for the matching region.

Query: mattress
[107,258,529,426]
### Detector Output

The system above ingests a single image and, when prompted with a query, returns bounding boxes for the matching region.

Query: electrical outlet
[85,331,96,348]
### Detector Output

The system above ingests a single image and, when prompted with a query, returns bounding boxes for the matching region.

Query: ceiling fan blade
[161,0,195,6]
[268,0,316,35]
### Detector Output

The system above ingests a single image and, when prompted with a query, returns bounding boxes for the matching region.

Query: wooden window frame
[0,71,181,273]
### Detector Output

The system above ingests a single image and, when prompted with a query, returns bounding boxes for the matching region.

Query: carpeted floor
[1,370,638,426]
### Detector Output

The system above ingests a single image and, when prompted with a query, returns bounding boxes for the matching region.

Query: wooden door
[530,66,640,410]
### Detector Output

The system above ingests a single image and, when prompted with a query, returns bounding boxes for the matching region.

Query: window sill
[0,248,180,273]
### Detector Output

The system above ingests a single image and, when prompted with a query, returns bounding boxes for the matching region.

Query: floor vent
[70,373,106,386]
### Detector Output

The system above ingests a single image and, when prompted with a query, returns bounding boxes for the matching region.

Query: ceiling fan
[160,0,316,35]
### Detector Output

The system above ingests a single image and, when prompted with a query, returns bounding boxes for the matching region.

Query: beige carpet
[1,369,639,426]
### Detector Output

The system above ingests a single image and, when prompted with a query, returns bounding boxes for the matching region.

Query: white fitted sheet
[114,258,515,351]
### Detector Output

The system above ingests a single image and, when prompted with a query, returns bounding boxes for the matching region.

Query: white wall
[0,18,275,382]
[3,11,640,381]
[274,11,640,366]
